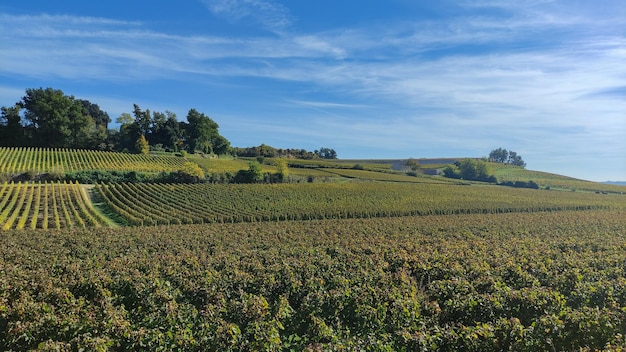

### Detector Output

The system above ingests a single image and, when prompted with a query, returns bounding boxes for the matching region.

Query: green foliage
[444,159,497,183]
[273,158,289,180]
[135,135,149,154]
[178,162,205,183]
[2,87,232,154]
[317,147,337,159]
[6,87,108,148]
[1,211,625,350]
[235,161,265,183]
[406,158,420,170]
[233,144,318,159]
[186,108,221,154]
[489,147,526,168]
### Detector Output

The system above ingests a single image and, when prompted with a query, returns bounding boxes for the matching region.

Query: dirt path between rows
[80,184,119,227]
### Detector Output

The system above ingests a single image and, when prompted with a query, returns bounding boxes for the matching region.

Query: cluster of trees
[115,105,230,154]
[1,88,230,154]
[443,159,497,183]
[1,88,110,149]
[232,144,337,160]
[489,147,526,167]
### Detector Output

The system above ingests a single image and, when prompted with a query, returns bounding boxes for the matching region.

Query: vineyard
[93,182,622,226]
[0,181,107,230]
[0,147,187,174]
[1,210,626,350]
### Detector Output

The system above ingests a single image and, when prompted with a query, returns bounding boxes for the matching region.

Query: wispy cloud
[201,0,293,31]
[0,1,624,180]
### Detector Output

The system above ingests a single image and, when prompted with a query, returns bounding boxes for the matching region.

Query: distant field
[0,147,187,174]
[319,168,458,184]
[490,164,626,193]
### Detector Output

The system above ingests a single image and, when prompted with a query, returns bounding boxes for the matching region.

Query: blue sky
[1,0,624,181]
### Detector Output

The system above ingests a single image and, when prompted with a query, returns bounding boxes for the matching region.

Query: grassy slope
[489,163,626,193]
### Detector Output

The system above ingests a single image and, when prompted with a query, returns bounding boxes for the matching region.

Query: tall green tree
[132,104,151,138]
[20,88,75,147]
[0,105,25,146]
[79,99,111,129]
[318,147,337,159]
[162,112,183,151]
[185,109,219,154]
[489,147,526,168]
[489,148,508,163]
[135,134,149,154]
[114,113,138,151]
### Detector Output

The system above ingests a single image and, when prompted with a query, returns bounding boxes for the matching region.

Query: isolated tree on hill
[507,151,526,167]
[406,158,420,170]
[489,147,526,168]
[489,148,509,163]
[318,147,337,159]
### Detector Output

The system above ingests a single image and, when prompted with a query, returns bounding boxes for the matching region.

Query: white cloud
[1,2,624,180]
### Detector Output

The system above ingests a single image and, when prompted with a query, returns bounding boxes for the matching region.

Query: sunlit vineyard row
[0,181,107,230]
[0,147,187,174]
[2,210,625,350]
[94,182,623,226]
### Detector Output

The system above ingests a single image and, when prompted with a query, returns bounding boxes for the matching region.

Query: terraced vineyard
[2,210,626,350]
[0,147,187,174]
[94,182,623,226]
[0,181,107,229]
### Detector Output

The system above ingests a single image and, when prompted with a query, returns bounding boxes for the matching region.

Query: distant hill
[604,181,626,186]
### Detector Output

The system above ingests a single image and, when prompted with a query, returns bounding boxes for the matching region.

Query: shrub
[178,162,205,183]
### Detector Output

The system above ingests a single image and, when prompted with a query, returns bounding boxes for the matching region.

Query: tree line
[1,88,338,160]
[232,144,337,160]
[0,87,230,154]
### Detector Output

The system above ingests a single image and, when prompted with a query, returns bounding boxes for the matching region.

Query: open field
[2,210,625,350]
[490,164,626,193]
